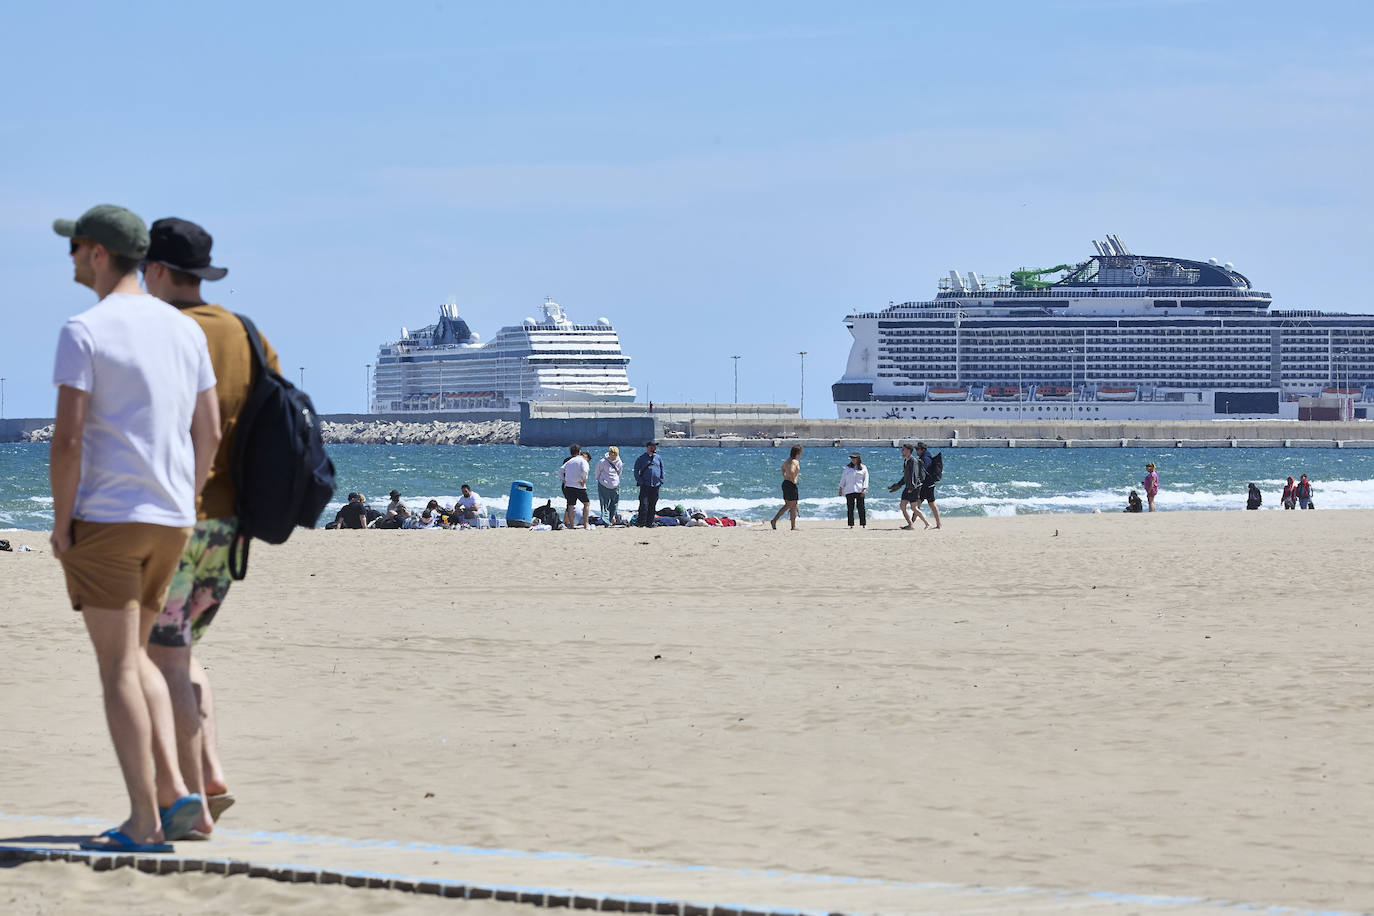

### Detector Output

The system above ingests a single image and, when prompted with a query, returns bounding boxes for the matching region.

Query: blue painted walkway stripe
[1,812,1368,916]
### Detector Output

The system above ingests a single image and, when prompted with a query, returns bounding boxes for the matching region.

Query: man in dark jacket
[633,440,665,527]
[887,443,929,530]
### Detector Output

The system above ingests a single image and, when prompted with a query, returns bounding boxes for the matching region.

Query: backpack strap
[227,313,267,582]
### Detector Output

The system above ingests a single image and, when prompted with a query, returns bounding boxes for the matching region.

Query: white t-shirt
[52,292,216,526]
[456,492,482,512]
[559,454,590,488]
[840,465,869,495]
[595,456,622,488]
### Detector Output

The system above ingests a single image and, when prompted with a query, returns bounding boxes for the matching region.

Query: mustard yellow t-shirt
[175,303,282,520]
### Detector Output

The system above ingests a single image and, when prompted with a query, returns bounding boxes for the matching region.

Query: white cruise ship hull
[832,237,1374,422]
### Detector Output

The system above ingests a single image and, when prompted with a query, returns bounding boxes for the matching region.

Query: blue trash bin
[506,480,534,528]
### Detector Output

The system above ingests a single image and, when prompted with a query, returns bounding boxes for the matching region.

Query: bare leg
[926,500,942,529]
[191,657,229,796]
[82,606,164,845]
[564,506,574,528]
[148,643,214,834]
[788,501,799,530]
[135,607,192,810]
[770,503,786,529]
[1147,493,1155,512]
[912,505,930,529]
[900,501,914,529]
[581,500,590,529]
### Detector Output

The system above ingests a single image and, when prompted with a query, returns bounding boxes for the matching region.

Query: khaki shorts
[60,521,192,613]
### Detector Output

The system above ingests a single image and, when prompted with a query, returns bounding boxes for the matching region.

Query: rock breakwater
[321,420,519,445]
[20,419,519,445]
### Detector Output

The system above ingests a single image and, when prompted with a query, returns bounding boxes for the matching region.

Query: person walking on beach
[559,444,591,529]
[633,440,664,527]
[888,443,929,530]
[839,452,868,529]
[1142,462,1159,512]
[1246,483,1263,510]
[914,442,942,529]
[50,204,221,851]
[143,217,280,837]
[771,445,803,530]
[1296,473,1314,509]
[1282,476,1297,509]
[595,446,623,523]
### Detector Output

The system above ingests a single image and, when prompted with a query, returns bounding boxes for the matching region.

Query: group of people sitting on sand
[324,485,486,529]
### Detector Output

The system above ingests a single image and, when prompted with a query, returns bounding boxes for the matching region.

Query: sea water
[4,442,1372,531]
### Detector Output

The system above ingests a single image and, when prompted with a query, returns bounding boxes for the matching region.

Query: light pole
[798,351,807,416]
[731,355,741,404]
[364,365,370,413]
[1,377,5,420]
[299,367,305,390]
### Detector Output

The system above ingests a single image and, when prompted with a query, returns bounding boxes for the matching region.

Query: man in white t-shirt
[454,484,482,521]
[557,444,591,529]
[50,204,222,853]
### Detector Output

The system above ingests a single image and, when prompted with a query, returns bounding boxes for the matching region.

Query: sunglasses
[69,238,85,255]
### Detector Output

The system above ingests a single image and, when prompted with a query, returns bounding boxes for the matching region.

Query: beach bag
[228,315,335,581]
[927,452,943,483]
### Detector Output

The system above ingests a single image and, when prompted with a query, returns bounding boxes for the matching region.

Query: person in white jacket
[594,446,623,523]
[839,452,869,529]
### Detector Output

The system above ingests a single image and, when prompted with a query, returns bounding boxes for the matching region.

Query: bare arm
[190,386,223,500]
[49,385,89,555]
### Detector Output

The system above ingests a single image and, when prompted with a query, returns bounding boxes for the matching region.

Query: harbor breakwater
[7,415,1373,448]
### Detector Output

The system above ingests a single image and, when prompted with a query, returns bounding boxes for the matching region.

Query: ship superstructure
[832,236,1374,420]
[372,298,635,415]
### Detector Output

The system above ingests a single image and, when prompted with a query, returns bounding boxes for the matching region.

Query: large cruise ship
[832,236,1374,420]
[371,298,635,415]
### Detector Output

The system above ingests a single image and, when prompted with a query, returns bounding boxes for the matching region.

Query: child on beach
[1142,462,1159,512]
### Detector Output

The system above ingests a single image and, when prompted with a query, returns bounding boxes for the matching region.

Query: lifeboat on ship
[1096,386,1138,401]
[1035,385,1072,401]
[926,386,970,401]
[983,384,1023,401]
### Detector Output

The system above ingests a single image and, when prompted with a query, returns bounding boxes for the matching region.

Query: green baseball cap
[53,204,150,260]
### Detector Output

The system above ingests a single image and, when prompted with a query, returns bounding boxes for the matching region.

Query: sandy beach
[2,511,1372,913]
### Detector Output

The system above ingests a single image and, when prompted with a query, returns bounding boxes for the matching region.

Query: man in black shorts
[887,443,929,530]
[558,444,591,529]
[914,442,942,529]
[770,445,803,530]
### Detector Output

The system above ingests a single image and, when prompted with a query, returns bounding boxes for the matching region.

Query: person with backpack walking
[1282,476,1297,509]
[50,205,222,851]
[914,442,943,529]
[142,217,281,838]
[1296,473,1314,509]
[633,440,664,526]
[887,443,929,530]
[1142,461,1160,512]
[839,452,868,529]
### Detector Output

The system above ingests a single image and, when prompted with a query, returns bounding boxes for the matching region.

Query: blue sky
[3,0,1371,418]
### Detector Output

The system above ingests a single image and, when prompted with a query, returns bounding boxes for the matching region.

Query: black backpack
[927,452,944,483]
[228,315,336,580]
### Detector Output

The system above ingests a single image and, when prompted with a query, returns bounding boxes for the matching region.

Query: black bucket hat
[144,217,228,281]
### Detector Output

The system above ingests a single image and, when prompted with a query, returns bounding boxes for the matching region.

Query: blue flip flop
[159,793,204,841]
[80,828,173,854]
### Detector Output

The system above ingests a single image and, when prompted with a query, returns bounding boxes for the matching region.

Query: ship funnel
[948,270,967,293]
[1092,240,1105,256]
[966,272,983,292]
[1110,234,1130,255]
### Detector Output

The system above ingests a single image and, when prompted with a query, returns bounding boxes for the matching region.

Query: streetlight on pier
[798,351,807,416]
[731,355,741,404]
[364,365,370,413]
[1,377,6,420]
[299,367,305,390]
